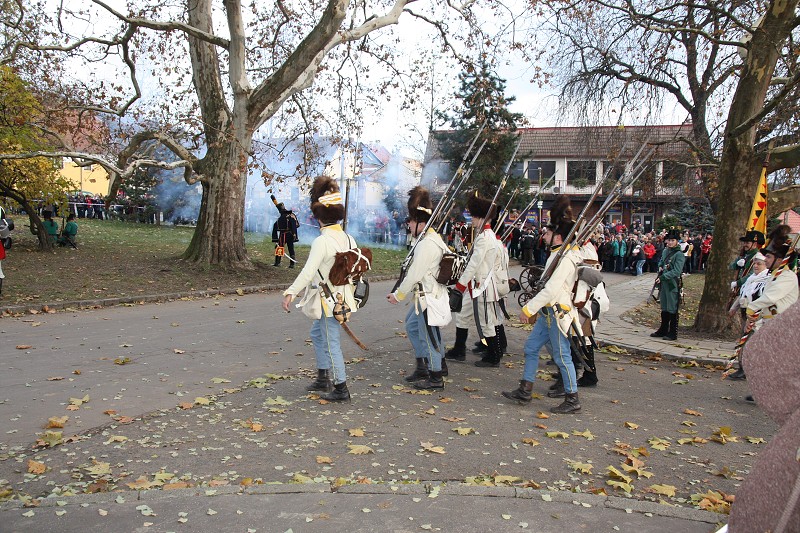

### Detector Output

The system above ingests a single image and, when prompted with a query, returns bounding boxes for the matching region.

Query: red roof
[778,210,800,233]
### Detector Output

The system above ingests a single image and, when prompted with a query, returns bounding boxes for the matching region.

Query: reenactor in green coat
[650,228,685,341]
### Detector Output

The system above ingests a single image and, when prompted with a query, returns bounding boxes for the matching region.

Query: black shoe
[577,372,598,387]
[472,342,488,354]
[306,369,333,392]
[727,368,746,381]
[745,395,755,402]
[445,351,466,362]
[502,380,533,404]
[445,328,468,362]
[321,382,350,402]
[440,359,448,377]
[550,392,581,414]
[414,371,444,390]
[662,334,677,341]
[650,330,667,337]
[404,367,430,383]
[474,359,499,368]
[547,380,565,398]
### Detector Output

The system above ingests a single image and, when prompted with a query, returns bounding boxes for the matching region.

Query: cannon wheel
[517,291,533,308]
[520,265,544,292]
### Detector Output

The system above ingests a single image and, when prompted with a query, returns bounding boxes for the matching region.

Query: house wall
[61,161,110,196]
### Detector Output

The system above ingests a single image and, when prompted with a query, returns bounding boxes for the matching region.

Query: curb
[0,483,723,525]
[594,339,730,367]
[0,275,398,316]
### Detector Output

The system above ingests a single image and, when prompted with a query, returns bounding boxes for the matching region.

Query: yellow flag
[747,165,768,234]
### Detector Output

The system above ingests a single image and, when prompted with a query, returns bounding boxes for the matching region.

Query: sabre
[318,281,369,351]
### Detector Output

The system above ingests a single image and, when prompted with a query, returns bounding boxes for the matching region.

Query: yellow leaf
[606,480,634,493]
[606,466,633,483]
[545,431,569,439]
[264,396,291,406]
[453,427,474,435]
[536,412,550,419]
[163,481,191,490]
[438,397,454,403]
[624,422,639,429]
[349,428,365,437]
[210,377,231,384]
[103,435,128,445]
[126,476,158,490]
[441,417,465,422]
[566,459,593,474]
[347,444,374,455]
[683,408,703,416]
[572,429,595,440]
[424,408,436,415]
[493,475,521,485]
[194,397,211,405]
[69,395,90,406]
[47,416,69,429]
[647,484,677,498]
[746,436,765,444]
[648,437,671,450]
[521,438,540,446]
[173,349,186,354]
[250,423,263,432]
[621,463,654,478]
[85,461,112,476]
[27,459,46,475]
[316,456,333,464]
[420,441,446,454]
[38,431,63,447]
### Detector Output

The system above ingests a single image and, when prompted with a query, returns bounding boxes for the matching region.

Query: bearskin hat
[764,224,792,259]
[665,227,682,241]
[407,186,433,223]
[548,195,575,239]
[466,191,494,220]
[309,176,345,225]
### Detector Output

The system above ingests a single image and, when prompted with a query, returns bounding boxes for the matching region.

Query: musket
[727,231,800,368]
[392,124,487,293]
[499,172,555,242]
[435,139,488,233]
[649,271,661,302]
[493,187,519,234]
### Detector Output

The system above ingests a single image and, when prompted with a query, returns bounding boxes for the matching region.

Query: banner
[747,165,768,235]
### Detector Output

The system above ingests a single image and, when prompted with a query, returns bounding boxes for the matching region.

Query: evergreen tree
[435,61,529,216]
[667,199,715,234]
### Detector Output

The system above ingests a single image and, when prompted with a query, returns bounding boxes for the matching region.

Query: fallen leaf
[746,436,765,444]
[347,444,374,455]
[210,377,231,384]
[647,484,677,498]
[572,430,595,440]
[648,437,671,451]
[683,408,703,417]
[453,427,474,435]
[521,437,540,446]
[69,395,90,406]
[173,349,186,354]
[420,441,446,454]
[536,412,550,419]
[316,456,333,464]
[545,431,569,439]
[16,345,32,350]
[27,460,46,475]
[349,428,365,437]
[566,459,593,474]
[47,416,69,429]
[47,377,64,381]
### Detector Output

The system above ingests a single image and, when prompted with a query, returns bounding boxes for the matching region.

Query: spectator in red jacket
[698,233,712,272]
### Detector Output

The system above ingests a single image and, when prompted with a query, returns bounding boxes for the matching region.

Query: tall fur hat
[764,224,792,259]
[547,195,575,239]
[466,190,494,220]
[309,176,345,225]
[407,186,433,223]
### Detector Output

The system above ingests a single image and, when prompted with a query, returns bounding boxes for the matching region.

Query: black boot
[548,373,563,391]
[306,369,333,392]
[502,380,533,404]
[550,392,581,414]
[547,378,565,398]
[496,325,508,355]
[414,370,444,390]
[321,381,350,402]
[727,368,746,380]
[577,345,598,387]
[445,328,468,362]
[663,312,678,341]
[475,335,500,367]
[472,339,488,354]
[440,359,449,377]
[650,311,669,337]
[405,358,430,382]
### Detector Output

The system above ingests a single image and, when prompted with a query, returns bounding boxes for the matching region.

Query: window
[602,160,625,181]
[566,160,597,185]
[526,161,556,185]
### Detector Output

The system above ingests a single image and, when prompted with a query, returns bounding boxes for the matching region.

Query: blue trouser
[635,259,645,276]
[405,304,443,371]
[309,316,346,384]
[522,307,577,393]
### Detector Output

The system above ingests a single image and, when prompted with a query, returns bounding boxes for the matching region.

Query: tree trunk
[182,138,251,268]
[694,147,758,334]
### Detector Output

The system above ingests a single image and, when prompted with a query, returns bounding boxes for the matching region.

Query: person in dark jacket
[650,229,685,341]
[271,199,300,268]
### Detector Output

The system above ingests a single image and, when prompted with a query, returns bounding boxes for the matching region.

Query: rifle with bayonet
[498,172,555,242]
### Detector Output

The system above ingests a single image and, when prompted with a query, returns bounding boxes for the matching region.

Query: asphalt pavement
[0,269,761,532]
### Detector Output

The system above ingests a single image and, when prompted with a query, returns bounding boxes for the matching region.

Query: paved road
[0,275,766,531]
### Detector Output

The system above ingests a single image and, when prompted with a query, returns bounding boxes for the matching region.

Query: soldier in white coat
[451,192,503,367]
[388,187,451,390]
[502,196,584,414]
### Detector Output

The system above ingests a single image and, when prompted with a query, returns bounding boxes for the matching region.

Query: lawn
[0,219,406,307]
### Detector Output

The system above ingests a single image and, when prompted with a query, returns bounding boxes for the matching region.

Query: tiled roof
[778,210,800,233]
[425,124,695,163]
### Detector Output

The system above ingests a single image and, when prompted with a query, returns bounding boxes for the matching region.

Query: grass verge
[0,219,406,307]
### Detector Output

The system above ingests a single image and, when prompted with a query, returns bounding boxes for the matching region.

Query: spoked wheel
[520,266,544,292]
[518,291,533,307]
